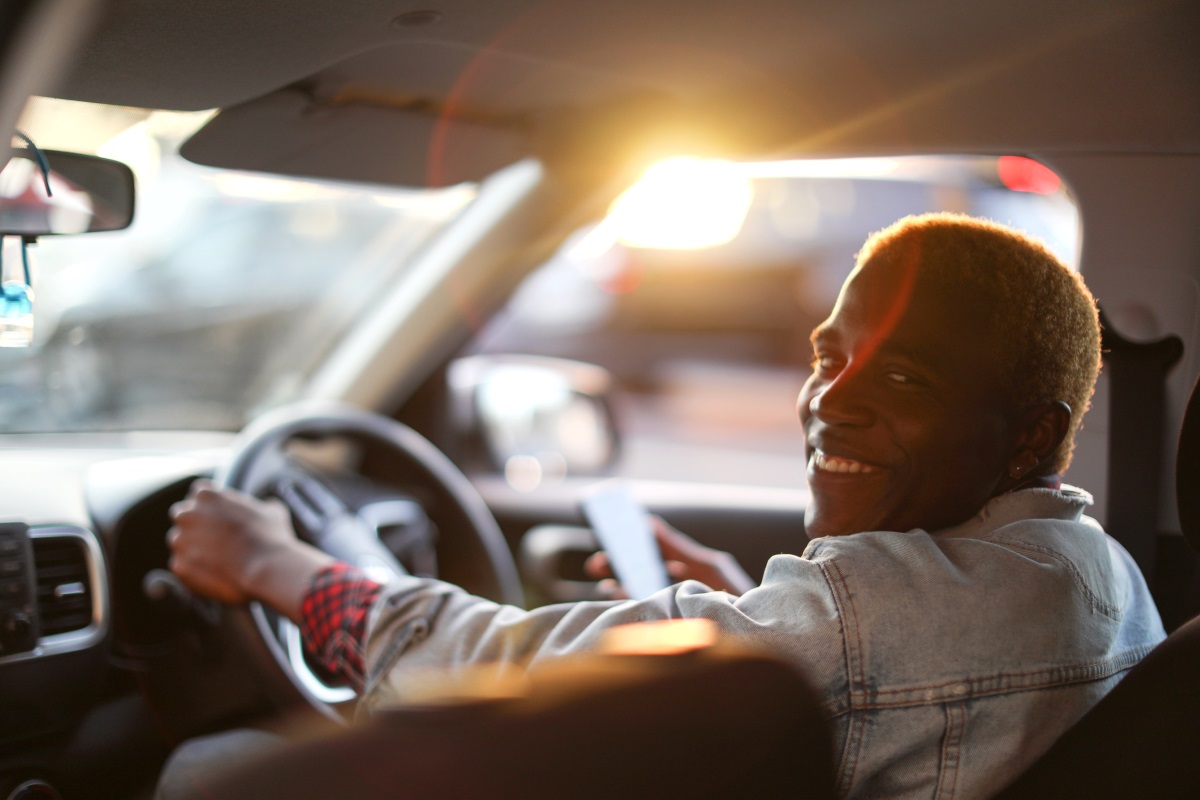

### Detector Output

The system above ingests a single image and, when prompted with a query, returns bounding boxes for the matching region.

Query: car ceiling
[49,0,1200,186]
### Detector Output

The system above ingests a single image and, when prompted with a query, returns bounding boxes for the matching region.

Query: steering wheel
[217,401,523,718]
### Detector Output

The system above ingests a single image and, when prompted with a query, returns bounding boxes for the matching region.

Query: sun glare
[608,157,754,250]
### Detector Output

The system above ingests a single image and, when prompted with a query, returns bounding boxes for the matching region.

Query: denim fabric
[362,486,1164,799]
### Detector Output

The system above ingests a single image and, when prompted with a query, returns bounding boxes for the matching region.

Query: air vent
[32,536,92,636]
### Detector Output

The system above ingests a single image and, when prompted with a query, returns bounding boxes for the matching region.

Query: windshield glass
[1,98,475,433]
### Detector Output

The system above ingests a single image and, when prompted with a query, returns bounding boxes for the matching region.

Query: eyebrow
[809,325,932,369]
[875,339,925,364]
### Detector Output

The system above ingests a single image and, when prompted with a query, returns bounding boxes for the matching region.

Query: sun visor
[179,88,530,188]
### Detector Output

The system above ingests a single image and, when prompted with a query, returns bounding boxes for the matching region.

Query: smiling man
[167,213,1164,799]
[800,213,1095,538]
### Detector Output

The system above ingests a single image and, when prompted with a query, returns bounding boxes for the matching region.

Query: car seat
[169,638,838,800]
[990,368,1200,798]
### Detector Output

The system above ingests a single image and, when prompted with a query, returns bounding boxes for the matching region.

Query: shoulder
[756,483,1153,615]
[802,484,1098,562]
[794,486,1122,613]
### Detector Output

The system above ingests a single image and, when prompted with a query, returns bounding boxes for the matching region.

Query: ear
[1006,401,1072,482]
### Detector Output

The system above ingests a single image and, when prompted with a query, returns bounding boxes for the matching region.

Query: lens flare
[608,157,754,250]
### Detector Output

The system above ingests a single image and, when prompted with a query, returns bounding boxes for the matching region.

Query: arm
[169,480,384,687]
[357,549,838,707]
[167,480,831,707]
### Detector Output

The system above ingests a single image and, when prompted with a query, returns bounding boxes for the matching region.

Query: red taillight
[997,156,1062,195]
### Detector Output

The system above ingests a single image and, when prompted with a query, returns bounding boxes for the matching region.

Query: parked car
[0,0,1196,797]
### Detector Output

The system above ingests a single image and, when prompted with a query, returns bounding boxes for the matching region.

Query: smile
[811,449,880,474]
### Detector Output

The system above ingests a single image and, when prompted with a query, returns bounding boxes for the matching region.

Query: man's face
[798,256,1020,537]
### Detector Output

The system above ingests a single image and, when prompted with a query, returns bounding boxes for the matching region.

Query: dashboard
[0,433,231,799]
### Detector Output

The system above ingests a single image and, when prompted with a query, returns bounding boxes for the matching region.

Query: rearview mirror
[0,148,135,236]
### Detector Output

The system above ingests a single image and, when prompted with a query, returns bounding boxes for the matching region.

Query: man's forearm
[241,539,338,622]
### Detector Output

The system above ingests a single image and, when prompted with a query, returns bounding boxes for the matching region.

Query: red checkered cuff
[299,562,384,692]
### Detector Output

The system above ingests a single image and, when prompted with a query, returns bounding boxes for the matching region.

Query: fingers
[594,578,629,601]
[586,516,707,598]
[166,479,235,597]
[184,478,217,501]
[650,516,703,561]
[584,550,614,580]
[171,481,282,530]
[168,479,221,524]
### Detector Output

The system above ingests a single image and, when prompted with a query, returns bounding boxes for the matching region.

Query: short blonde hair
[855,213,1100,475]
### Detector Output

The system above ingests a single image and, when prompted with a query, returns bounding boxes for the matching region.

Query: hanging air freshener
[0,133,52,348]
[0,236,35,347]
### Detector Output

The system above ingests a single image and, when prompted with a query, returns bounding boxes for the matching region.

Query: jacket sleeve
[358,553,847,713]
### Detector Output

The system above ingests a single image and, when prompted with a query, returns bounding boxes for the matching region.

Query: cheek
[905,413,1009,497]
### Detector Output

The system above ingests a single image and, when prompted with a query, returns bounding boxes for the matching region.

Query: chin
[805,494,906,537]
[804,508,865,538]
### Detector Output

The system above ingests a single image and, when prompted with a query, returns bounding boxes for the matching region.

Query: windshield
[0,98,475,433]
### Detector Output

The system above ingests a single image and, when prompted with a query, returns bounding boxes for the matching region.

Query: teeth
[812,450,878,474]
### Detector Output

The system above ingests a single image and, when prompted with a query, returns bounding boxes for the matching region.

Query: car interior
[0,0,1198,797]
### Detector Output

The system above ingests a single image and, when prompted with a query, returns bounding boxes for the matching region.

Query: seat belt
[1099,308,1186,623]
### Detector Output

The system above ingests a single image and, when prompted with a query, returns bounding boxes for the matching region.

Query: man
[168,213,1164,797]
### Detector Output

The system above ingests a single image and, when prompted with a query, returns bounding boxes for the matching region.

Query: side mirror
[449,355,621,487]
[0,148,135,236]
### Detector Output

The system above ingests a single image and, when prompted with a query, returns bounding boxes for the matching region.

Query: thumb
[650,516,704,561]
[585,550,615,580]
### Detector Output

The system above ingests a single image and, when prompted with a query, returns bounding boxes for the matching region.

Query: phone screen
[582,481,670,600]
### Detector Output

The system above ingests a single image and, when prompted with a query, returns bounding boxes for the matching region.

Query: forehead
[814,257,1003,371]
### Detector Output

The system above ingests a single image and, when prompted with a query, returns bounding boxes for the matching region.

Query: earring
[1009,452,1038,481]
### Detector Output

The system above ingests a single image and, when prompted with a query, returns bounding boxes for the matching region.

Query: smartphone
[581,481,670,600]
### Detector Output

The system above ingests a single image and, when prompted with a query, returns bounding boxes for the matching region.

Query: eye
[811,354,842,375]
[883,369,927,387]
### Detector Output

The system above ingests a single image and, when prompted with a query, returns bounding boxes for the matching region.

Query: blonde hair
[855,213,1100,474]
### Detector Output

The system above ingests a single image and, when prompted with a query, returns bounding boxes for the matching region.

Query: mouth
[809,448,881,475]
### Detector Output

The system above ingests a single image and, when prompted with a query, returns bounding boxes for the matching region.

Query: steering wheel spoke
[273,470,352,543]
[274,470,405,581]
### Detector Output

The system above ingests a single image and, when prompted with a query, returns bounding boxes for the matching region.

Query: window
[473,156,1079,490]
[1,98,475,432]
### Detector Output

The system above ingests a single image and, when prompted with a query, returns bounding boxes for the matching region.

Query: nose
[801,368,874,428]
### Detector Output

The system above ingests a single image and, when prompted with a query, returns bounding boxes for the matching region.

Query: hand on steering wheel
[166,401,522,718]
[167,479,335,617]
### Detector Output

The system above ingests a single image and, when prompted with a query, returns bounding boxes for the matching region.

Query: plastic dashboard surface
[0,433,230,741]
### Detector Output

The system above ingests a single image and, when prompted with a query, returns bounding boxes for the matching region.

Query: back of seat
[992,369,1200,798]
[991,613,1200,798]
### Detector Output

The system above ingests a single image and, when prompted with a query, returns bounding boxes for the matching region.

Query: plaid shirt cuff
[299,562,384,692]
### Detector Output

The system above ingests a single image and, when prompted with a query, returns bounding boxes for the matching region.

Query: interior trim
[0,524,109,666]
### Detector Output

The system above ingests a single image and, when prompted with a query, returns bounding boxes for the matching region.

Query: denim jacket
[362,486,1164,799]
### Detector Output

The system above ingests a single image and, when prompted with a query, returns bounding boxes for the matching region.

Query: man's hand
[585,516,755,598]
[168,480,335,621]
